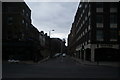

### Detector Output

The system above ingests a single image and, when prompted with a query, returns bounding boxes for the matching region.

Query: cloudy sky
[24,1,79,45]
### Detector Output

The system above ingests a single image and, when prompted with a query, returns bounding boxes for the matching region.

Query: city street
[2,2,120,80]
[2,56,120,79]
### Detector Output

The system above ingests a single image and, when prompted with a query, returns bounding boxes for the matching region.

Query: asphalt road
[2,56,120,78]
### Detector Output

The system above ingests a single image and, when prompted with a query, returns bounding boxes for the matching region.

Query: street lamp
[61,38,66,54]
[49,29,54,58]
[49,29,54,38]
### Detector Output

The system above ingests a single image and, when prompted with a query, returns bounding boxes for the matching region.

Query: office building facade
[2,2,43,61]
[68,2,120,62]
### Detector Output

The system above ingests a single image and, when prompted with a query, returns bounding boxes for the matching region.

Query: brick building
[2,2,42,61]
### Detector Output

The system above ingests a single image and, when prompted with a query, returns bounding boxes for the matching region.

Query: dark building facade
[68,2,120,62]
[2,2,31,41]
[2,2,42,61]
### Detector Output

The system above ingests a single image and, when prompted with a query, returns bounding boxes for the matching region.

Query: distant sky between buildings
[24,0,79,45]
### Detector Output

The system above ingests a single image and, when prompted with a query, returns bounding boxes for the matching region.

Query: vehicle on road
[53,53,62,58]
[8,59,20,63]
[62,53,66,57]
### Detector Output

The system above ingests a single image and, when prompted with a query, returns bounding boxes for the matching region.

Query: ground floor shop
[2,41,43,61]
[74,44,120,62]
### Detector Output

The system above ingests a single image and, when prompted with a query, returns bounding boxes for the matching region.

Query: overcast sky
[24,1,79,45]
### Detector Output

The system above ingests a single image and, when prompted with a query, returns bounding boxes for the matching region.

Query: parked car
[8,59,20,63]
[62,53,66,57]
[53,53,62,58]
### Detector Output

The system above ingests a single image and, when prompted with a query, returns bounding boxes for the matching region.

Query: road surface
[2,56,120,79]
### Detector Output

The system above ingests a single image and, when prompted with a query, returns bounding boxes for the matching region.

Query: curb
[20,61,35,64]
[3,56,50,64]
[38,56,50,63]
[18,56,50,64]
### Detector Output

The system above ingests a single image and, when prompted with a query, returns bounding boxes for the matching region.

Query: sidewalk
[24,56,50,64]
[19,60,35,64]
[2,56,50,64]
[38,56,50,63]
[20,56,50,64]
[70,57,120,68]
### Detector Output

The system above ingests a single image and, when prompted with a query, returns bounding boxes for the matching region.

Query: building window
[96,15,103,23]
[26,13,29,17]
[7,17,13,25]
[83,31,84,36]
[8,17,13,21]
[96,3,103,8]
[110,39,117,41]
[83,20,85,25]
[110,14,117,28]
[83,43,84,46]
[22,33,24,39]
[110,24,117,28]
[89,18,91,23]
[96,8,103,12]
[96,30,104,41]
[110,30,117,41]
[22,19,24,24]
[88,10,90,16]
[85,28,87,33]
[8,7,16,13]
[81,13,83,17]
[110,14,117,24]
[88,40,91,43]
[88,25,91,30]
[81,32,83,37]
[96,23,103,28]
[96,3,103,12]
[110,8,117,13]
[26,23,28,27]
[83,10,85,14]
[85,16,87,21]
[81,23,83,27]
[22,9,25,14]
[85,4,87,8]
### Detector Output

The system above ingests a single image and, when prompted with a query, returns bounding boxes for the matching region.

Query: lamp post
[61,38,66,54]
[49,29,54,38]
[49,29,54,58]
[61,40,63,55]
